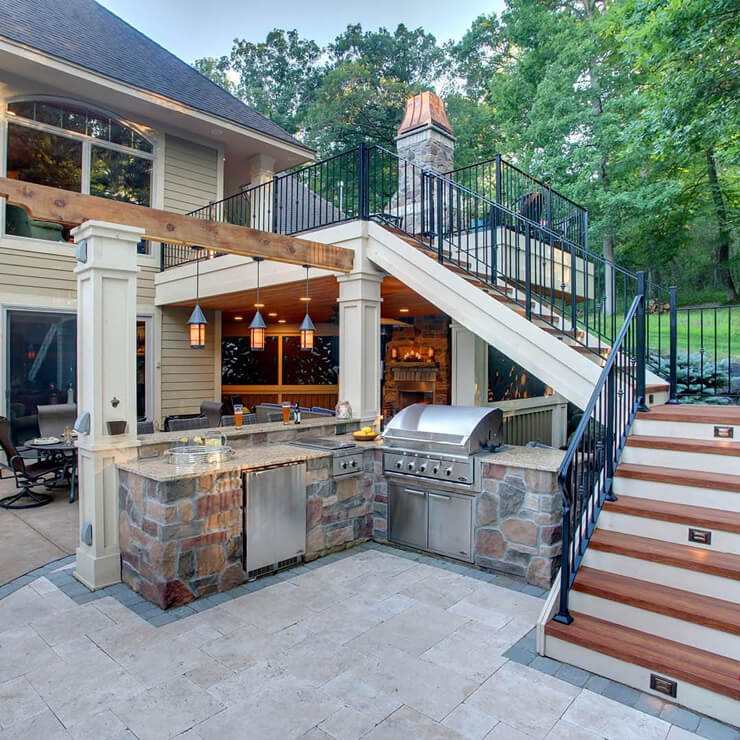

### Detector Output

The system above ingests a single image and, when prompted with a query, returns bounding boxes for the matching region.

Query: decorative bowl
[352,431,379,441]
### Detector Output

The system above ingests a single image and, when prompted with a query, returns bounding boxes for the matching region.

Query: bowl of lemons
[352,426,379,441]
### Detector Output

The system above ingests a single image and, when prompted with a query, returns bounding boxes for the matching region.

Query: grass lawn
[646,306,740,361]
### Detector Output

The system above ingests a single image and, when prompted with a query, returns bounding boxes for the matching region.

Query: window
[221,336,279,385]
[6,310,77,444]
[4,99,154,243]
[281,336,338,385]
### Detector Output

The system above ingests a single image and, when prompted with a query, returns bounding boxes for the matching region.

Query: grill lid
[383,404,503,456]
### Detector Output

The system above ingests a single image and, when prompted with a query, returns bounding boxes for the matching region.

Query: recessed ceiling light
[277,319,287,324]
[399,308,409,313]
[254,302,265,308]
[268,312,278,317]
[299,296,311,302]
[233,315,243,321]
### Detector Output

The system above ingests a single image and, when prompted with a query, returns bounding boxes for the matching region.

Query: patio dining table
[26,439,78,503]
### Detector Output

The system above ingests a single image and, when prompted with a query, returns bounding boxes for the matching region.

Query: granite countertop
[139,416,355,447]
[118,443,334,482]
[118,433,383,482]
[477,444,565,473]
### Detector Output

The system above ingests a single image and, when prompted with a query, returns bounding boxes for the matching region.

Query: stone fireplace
[383,315,450,418]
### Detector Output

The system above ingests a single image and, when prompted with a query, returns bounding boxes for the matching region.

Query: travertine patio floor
[0,546,730,740]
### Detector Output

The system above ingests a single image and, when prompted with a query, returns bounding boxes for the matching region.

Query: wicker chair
[137,420,154,435]
[0,417,68,509]
[168,416,209,433]
[200,401,223,428]
[220,413,257,427]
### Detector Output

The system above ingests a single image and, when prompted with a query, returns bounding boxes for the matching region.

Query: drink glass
[234,403,244,428]
[282,404,291,424]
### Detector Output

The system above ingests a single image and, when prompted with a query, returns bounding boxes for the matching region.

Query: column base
[75,548,121,591]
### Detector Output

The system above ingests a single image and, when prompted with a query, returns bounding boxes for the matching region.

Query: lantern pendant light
[249,257,266,351]
[299,264,316,351]
[187,247,207,349]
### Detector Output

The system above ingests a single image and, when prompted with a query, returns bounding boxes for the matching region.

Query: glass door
[136,317,153,421]
[6,309,77,444]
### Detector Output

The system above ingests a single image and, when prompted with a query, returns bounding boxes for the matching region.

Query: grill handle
[429,492,451,501]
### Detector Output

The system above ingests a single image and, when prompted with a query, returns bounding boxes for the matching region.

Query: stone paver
[0,545,736,740]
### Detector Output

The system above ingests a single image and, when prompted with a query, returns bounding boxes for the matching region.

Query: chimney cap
[397,91,454,138]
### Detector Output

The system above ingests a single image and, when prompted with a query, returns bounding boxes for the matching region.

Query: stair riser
[632,418,740,441]
[621,446,740,475]
[612,477,739,512]
[581,548,737,601]
[645,389,670,407]
[598,510,740,554]
[569,590,740,661]
[545,635,740,726]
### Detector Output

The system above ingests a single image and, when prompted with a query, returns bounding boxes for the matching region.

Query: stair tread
[604,494,740,534]
[573,566,740,635]
[589,529,740,580]
[637,406,740,425]
[646,383,669,393]
[546,611,740,700]
[616,463,740,493]
[626,435,740,457]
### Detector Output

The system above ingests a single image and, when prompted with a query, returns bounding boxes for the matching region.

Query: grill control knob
[350,459,358,468]
[396,460,403,469]
[445,466,453,477]
[341,461,348,470]
[432,465,439,474]
[407,462,415,471]
[419,464,427,473]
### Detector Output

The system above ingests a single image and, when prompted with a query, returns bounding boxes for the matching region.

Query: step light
[688,528,712,545]
[650,674,677,698]
[714,425,734,439]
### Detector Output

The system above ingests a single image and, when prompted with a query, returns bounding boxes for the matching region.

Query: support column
[73,221,143,590]
[451,320,489,406]
[337,271,383,420]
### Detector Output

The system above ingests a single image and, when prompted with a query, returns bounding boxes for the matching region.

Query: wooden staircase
[381,224,670,405]
[544,404,740,726]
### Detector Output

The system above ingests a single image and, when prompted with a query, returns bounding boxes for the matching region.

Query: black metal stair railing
[553,288,647,624]
[160,143,677,378]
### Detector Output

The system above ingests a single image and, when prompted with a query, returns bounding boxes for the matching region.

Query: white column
[73,220,143,590]
[337,271,383,420]
[451,320,489,406]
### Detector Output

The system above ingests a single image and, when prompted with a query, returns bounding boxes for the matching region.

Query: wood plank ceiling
[173,276,442,324]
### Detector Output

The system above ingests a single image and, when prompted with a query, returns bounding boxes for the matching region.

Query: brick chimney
[396,91,455,173]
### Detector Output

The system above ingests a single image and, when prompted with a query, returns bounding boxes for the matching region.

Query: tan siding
[137,264,158,304]
[0,244,77,301]
[163,135,219,214]
[160,306,218,417]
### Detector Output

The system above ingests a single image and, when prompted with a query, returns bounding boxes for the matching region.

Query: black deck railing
[554,289,647,624]
[446,156,589,251]
[162,143,679,376]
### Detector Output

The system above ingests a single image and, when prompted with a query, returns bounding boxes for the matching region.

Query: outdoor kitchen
[117,405,565,609]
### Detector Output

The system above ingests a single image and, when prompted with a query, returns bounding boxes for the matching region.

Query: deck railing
[554,289,646,624]
[162,143,674,374]
[446,156,589,251]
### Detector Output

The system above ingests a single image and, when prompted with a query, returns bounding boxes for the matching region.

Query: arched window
[4,99,154,243]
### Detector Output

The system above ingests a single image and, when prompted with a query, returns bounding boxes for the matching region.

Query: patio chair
[137,420,154,435]
[0,416,68,509]
[200,401,223,428]
[37,403,77,438]
[168,416,209,433]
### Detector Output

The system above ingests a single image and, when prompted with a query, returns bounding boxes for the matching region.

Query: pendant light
[187,247,207,348]
[299,264,316,351]
[249,257,266,351]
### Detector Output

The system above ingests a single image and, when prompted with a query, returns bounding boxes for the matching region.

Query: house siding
[160,306,219,417]
[163,135,220,214]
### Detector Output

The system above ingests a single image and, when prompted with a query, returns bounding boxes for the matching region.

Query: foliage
[193,1,740,304]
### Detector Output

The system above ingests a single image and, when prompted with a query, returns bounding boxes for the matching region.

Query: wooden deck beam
[0,178,354,273]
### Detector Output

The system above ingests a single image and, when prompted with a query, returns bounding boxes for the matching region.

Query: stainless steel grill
[382,404,503,563]
[383,404,503,488]
[289,436,365,477]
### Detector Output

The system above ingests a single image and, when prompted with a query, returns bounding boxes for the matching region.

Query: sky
[97,0,506,64]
